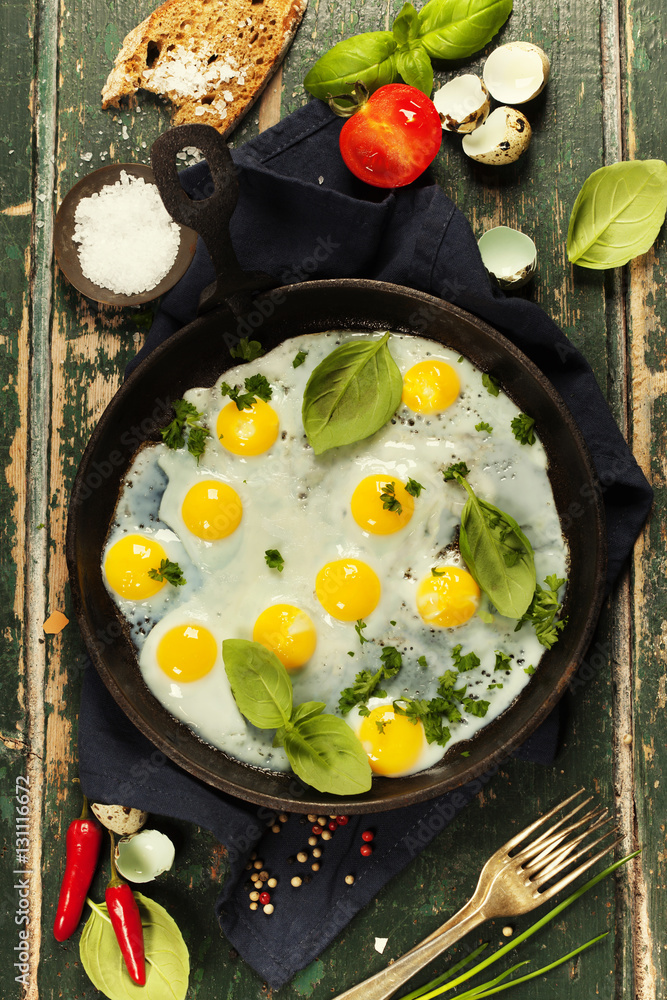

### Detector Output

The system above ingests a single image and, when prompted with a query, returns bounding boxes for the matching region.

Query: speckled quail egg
[483,42,550,105]
[433,75,491,133]
[462,106,532,164]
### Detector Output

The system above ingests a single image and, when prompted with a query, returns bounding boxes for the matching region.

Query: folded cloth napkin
[79,100,652,989]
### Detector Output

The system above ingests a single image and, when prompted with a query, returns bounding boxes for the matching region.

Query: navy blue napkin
[79,100,652,989]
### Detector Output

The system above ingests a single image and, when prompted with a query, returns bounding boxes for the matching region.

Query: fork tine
[522,808,610,871]
[501,788,588,853]
[532,824,617,885]
[512,796,597,860]
[535,836,624,900]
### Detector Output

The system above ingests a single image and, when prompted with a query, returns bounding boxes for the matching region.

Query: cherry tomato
[339,84,442,189]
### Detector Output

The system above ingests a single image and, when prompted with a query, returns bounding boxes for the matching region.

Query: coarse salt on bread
[102,0,307,135]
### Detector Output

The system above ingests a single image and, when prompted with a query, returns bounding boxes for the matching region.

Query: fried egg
[102,330,568,776]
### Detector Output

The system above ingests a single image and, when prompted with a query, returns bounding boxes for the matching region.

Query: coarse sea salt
[73,171,180,296]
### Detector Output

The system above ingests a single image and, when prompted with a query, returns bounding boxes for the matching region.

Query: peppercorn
[360,844,373,857]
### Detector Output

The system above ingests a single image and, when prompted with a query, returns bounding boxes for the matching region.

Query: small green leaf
[511,413,536,446]
[355,618,370,644]
[475,421,493,434]
[230,337,264,361]
[302,333,403,455]
[80,894,189,1000]
[290,701,327,726]
[567,160,667,269]
[482,373,501,396]
[148,559,186,587]
[396,42,433,95]
[282,714,372,794]
[223,639,292,730]
[405,478,425,497]
[304,32,399,100]
[380,480,403,514]
[293,349,308,368]
[417,0,513,61]
[393,2,421,45]
[264,548,284,572]
[442,460,470,481]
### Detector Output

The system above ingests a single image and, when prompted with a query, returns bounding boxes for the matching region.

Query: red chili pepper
[53,796,103,942]
[105,834,146,986]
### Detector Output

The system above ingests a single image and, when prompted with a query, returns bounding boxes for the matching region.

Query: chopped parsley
[462,696,490,718]
[482,373,501,396]
[418,655,428,667]
[394,698,451,746]
[515,574,567,649]
[442,461,470,482]
[451,643,481,672]
[487,682,504,690]
[524,665,536,675]
[355,619,370,645]
[230,337,264,361]
[390,620,397,627]
[292,349,308,368]
[475,421,493,434]
[264,549,284,572]
[220,373,273,410]
[460,751,470,757]
[148,559,186,587]
[338,646,403,715]
[457,356,464,364]
[380,481,402,514]
[511,413,536,446]
[494,650,512,672]
[405,478,425,498]
[161,400,210,462]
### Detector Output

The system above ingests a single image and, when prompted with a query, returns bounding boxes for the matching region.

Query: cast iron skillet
[66,124,606,814]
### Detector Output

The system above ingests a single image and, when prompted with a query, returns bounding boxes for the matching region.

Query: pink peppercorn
[259,892,271,905]
[360,844,373,857]
[312,824,322,835]
[328,821,338,832]
[361,830,374,842]
[336,815,349,825]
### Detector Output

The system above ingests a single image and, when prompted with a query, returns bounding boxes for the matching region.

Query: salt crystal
[72,170,180,296]
[374,938,388,954]
[122,125,129,140]
[318,176,324,185]
[81,151,93,161]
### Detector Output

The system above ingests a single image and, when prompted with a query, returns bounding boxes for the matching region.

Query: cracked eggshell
[432,75,490,133]
[114,828,175,883]
[462,107,531,165]
[91,802,148,836]
[483,42,550,104]
[478,226,537,288]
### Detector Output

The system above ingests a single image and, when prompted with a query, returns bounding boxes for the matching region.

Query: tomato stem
[328,82,369,118]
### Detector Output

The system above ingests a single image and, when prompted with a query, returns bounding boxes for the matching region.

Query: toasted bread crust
[102,0,307,135]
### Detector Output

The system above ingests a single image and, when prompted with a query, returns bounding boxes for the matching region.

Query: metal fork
[333,789,621,1000]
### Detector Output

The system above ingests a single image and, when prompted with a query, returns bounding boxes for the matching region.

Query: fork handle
[331,900,485,1000]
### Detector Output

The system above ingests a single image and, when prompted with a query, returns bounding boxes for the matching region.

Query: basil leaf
[222,639,292,730]
[282,714,372,795]
[80,894,189,1000]
[417,0,513,60]
[456,477,536,619]
[567,160,667,269]
[290,701,327,726]
[393,2,420,45]
[397,43,434,95]
[302,332,403,455]
[304,32,399,100]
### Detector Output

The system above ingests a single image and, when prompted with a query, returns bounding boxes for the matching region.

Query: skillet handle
[150,124,276,316]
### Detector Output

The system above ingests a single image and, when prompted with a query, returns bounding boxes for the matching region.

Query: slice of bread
[102,0,307,135]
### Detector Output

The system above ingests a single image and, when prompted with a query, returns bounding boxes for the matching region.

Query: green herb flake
[264,549,284,572]
[148,559,186,587]
[338,646,403,715]
[161,398,208,454]
[451,643,481,672]
[380,481,402,514]
[475,421,493,434]
[230,337,264,361]
[405,478,425,498]
[524,664,536,676]
[355,618,370,644]
[488,682,504,690]
[494,650,512,672]
[348,651,355,657]
[37,523,45,530]
[457,356,464,363]
[511,413,536,446]
[187,425,210,462]
[462,696,490,718]
[482,373,501,396]
[418,655,427,667]
[460,750,470,757]
[293,349,308,368]
[515,574,567,648]
[394,698,451,747]
[442,460,470,481]
[221,373,273,410]
[390,620,397,626]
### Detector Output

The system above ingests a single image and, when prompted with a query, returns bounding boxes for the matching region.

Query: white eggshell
[432,75,491,133]
[483,42,550,104]
[478,226,537,288]
[115,828,175,883]
[462,107,532,165]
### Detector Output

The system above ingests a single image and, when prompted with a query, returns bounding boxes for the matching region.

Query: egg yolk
[402,360,460,413]
[416,566,480,627]
[181,480,243,540]
[104,534,168,600]
[358,705,425,776]
[253,604,317,670]
[156,624,218,681]
[315,559,381,621]
[217,398,279,456]
[350,475,415,535]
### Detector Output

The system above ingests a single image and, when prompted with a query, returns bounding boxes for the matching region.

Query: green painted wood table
[1,0,665,995]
